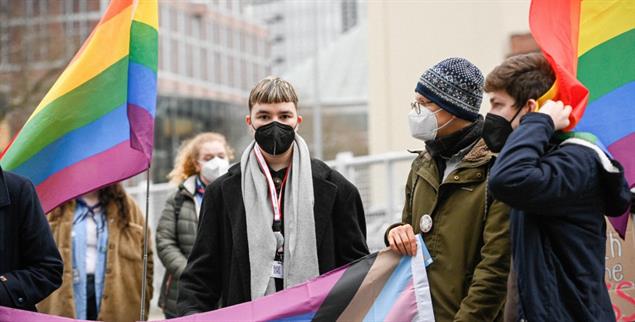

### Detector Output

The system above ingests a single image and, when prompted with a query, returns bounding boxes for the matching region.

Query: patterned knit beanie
[415,57,484,121]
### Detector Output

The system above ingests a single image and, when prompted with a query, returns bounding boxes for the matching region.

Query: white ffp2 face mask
[408,108,455,141]
[408,108,440,141]
[200,157,229,183]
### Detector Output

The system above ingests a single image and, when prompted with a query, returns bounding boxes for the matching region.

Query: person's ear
[297,115,303,125]
[245,114,252,126]
[526,99,539,113]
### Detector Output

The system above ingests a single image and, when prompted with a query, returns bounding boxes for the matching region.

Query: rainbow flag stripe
[530,0,635,237]
[0,0,158,213]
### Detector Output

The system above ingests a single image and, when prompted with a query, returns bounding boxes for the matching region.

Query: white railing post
[334,151,355,183]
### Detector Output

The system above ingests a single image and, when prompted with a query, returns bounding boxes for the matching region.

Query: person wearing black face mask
[485,53,631,322]
[482,106,525,153]
[176,77,369,316]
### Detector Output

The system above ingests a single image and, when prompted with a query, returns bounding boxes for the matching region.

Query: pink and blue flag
[0,237,435,322]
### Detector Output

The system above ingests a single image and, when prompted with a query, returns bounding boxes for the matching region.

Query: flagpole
[140,167,151,320]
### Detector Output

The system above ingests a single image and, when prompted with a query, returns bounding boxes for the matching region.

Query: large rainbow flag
[529,0,635,237]
[0,237,435,322]
[0,0,158,213]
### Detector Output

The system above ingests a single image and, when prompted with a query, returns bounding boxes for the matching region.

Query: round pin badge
[419,214,433,233]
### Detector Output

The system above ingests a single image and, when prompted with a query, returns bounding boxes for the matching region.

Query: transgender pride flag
[0,237,435,322]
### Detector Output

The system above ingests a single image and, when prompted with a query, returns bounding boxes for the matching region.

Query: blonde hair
[167,132,235,184]
[248,76,299,111]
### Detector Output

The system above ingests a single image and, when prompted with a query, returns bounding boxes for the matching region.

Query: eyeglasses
[410,101,441,115]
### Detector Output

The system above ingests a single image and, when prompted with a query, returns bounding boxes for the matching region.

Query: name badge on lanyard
[272,260,284,279]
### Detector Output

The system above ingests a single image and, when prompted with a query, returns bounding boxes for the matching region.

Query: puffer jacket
[156,176,199,317]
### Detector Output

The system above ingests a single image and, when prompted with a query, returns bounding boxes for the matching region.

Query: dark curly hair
[49,183,130,225]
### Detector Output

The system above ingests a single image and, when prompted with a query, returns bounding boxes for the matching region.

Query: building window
[0,0,9,17]
[170,8,178,32]
[73,0,82,13]
[201,48,208,81]
[158,36,165,71]
[171,38,179,73]
[9,26,23,65]
[186,44,193,78]
[214,52,222,84]
[160,5,169,30]
[192,16,201,40]
[178,11,186,34]
[240,59,248,90]
[207,47,214,84]
[219,25,226,48]
[240,30,246,52]
[227,56,235,88]
[226,25,233,49]
[341,0,358,33]
[192,44,200,79]
[252,62,260,85]
[9,0,25,16]
[87,0,100,11]
[0,25,7,67]
[212,22,220,45]
[253,37,259,57]
[35,22,49,63]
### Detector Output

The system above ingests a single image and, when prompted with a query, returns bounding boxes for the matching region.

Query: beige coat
[37,197,153,322]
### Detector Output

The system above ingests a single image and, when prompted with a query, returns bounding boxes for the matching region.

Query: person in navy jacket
[0,167,63,311]
[482,53,631,322]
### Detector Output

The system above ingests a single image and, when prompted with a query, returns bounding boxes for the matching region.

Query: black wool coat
[177,159,369,316]
[0,167,63,311]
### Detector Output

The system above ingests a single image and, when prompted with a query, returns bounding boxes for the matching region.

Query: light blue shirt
[72,199,108,319]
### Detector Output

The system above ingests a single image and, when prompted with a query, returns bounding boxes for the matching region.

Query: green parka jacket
[387,139,511,322]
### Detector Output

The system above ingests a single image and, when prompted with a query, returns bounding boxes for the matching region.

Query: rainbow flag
[529,0,635,237]
[0,0,158,213]
[0,236,434,322]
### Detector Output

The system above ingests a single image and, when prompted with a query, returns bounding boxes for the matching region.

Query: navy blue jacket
[489,113,631,322]
[0,167,63,311]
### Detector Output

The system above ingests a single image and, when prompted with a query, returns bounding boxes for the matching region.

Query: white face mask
[199,157,229,183]
[408,107,454,141]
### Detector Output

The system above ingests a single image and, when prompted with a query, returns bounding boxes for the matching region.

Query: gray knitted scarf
[240,134,319,300]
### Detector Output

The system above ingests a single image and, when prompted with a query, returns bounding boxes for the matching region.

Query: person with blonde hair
[37,183,153,322]
[177,77,369,315]
[155,132,234,318]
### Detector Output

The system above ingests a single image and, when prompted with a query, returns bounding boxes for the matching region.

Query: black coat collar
[0,167,12,208]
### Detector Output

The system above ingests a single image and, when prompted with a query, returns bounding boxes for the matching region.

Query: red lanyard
[254,146,291,222]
